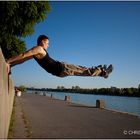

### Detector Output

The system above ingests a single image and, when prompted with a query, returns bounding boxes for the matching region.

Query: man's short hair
[37,35,49,45]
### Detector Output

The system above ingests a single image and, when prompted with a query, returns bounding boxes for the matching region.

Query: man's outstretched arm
[6,46,41,67]
[7,52,32,67]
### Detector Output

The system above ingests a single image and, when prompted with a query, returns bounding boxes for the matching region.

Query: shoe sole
[104,64,113,78]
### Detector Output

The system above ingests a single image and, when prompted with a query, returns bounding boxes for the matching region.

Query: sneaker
[102,64,113,78]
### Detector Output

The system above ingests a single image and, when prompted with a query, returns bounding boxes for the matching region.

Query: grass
[8,96,32,138]
[21,108,32,138]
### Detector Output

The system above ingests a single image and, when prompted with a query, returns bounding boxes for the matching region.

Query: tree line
[27,84,140,97]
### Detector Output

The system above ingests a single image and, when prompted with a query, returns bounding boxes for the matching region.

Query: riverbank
[29,90,140,117]
[10,93,140,139]
[27,87,140,97]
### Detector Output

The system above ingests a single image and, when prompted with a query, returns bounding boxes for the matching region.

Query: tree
[138,84,140,90]
[17,85,27,92]
[60,86,65,89]
[57,86,61,89]
[0,1,51,59]
[72,86,80,89]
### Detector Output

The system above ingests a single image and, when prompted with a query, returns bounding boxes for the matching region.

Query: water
[28,90,140,117]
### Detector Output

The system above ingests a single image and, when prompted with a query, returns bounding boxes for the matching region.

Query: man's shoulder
[31,45,44,53]
[30,45,46,57]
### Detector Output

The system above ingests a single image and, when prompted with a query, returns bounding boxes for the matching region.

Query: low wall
[0,48,15,138]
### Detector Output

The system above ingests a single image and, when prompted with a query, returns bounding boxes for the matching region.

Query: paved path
[12,93,140,139]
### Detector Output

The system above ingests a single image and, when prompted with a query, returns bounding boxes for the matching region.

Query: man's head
[37,35,49,49]
[37,35,49,45]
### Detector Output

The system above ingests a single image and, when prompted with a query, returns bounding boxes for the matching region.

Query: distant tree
[72,86,80,90]
[57,86,61,89]
[0,1,51,59]
[72,86,75,89]
[75,86,80,89]
[17,85,27,92]
[127,88,133,95]
[60,86,65,89]
[138,84,140,90]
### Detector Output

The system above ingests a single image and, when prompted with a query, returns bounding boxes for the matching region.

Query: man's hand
[6,63,11,74]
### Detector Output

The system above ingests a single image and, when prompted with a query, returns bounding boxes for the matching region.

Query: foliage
[17,85,27,92]
[28,84,140,97]
[138,84,140,90]
[0,1,51,59]
[57,86,66,90]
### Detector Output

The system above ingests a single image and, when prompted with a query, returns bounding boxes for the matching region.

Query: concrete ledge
[0,48,15,138]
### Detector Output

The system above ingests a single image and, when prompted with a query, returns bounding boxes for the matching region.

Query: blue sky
[12,1,140,89]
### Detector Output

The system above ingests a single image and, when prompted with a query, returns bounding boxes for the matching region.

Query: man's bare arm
[7,46,42,67]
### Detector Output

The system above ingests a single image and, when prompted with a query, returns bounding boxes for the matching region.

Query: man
[6,35,113,78]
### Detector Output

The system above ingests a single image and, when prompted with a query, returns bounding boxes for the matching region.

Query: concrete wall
[0,48,15,138]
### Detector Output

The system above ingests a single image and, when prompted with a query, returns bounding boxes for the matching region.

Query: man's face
[42,39,49,49]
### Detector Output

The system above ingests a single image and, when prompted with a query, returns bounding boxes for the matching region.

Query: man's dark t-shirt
[33,50,64,76]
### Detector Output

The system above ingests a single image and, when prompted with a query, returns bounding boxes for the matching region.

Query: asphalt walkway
[11,93,140,139]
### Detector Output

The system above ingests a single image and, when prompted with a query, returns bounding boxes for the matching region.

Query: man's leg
[59,62,113,78]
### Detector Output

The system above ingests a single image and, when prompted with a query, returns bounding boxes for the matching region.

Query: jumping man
[6,35,113,78]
